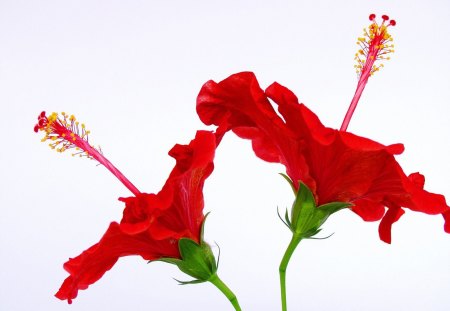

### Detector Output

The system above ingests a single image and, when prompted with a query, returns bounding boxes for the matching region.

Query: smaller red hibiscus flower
[34,112,241,310]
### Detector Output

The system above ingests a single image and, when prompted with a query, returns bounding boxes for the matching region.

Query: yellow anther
[48,113,57,123]
[37,111,101,161]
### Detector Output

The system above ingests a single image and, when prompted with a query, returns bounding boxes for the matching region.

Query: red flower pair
[34,14,449,309]
[196,71,450,243]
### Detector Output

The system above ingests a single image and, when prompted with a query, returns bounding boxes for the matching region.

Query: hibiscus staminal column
[340,14,396,131]
[34,111,140,195]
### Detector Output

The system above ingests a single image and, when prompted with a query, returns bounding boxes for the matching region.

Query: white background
[1,0,449,310]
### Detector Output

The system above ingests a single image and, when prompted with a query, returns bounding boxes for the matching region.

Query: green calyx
[158,216,218,284]
[279,175,351,239]
[157,217,242,310]
[278,175,351,311]
[160,238,218,284]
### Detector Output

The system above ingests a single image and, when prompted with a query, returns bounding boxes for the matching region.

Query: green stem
[209,273,242,311]
[279,234,302,311]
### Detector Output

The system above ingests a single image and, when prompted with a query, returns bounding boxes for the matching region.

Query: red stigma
[390,20,396,26]
[34,112,48,132]
[382,15,389,21]
[369,14,376,21]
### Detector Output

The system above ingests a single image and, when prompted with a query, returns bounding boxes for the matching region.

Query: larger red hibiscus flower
[196,71,450,243]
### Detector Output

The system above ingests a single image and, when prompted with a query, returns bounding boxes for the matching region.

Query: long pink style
[340,14,396,132]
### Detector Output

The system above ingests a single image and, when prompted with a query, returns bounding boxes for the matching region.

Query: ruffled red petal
[55,222,178,303]
[351,199,385,221]
[443,210,450,233]
[378,205,405,244]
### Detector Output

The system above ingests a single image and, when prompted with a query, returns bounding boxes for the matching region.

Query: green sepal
[277,207,292,229]
[284,181,351,239]
[158,257,182,265]
[284,209,292,228]
[200,212,211,241]
[319,202,351,215]
[279,173,296,194]
[290,182,317,234]
[174,278,207,285]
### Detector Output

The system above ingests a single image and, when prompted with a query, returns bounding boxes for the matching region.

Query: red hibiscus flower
[196,14,449,245]
[196,71,449,243]
[34,112,241,309]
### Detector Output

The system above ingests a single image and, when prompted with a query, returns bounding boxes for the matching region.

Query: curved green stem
[209,273,242,311]
[279,234,302,311]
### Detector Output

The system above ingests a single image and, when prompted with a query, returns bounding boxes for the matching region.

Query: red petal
[55,223,177,303]
[409,172,425,188]
[386,143,404,155]
[197,72,288,166]
[443,210,450,233]
[233,126,280,162]
[378,206,405,244]
[119,194,161,234]
[351,199,385,221]
[402,173,448,214]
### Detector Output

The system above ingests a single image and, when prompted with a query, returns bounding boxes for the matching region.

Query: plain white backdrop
[1,0,449,310]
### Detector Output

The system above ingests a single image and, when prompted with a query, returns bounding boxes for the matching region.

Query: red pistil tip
[354,13,396,77]
[34,111,99,160]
